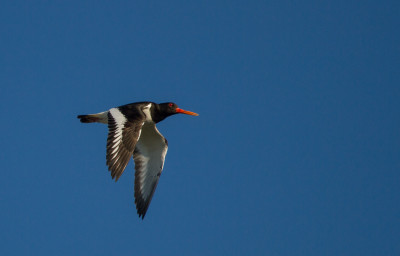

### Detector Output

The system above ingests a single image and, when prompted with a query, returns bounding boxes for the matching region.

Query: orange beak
[175,108,199,116]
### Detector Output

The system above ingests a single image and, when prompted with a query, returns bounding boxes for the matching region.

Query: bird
[77,102,198,219]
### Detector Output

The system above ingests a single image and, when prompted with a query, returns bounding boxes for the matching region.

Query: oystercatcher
[77,102,198,219]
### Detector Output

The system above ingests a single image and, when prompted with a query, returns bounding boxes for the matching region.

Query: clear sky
[1,1,399,255]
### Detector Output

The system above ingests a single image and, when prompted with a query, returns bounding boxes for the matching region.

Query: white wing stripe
[111,146,119,154]
[108,108,127,156]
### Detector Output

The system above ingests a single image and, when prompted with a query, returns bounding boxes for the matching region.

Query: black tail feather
[77,115,98,123]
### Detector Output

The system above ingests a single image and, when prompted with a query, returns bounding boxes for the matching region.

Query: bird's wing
[133,122,168,219]
[106,108,145,181]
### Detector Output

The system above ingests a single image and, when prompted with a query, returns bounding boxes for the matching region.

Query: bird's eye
[169,103,173,107]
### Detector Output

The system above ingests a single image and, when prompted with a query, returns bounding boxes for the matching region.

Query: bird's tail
[77,111,108,124]
[77,114,98,123]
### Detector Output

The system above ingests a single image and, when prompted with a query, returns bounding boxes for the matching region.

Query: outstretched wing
[133,122,168,219]
[106,108,145,181]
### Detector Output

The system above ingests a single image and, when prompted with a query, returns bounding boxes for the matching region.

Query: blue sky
[1,0,399,255]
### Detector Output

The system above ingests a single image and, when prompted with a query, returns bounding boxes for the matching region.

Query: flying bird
[77,102,198,218]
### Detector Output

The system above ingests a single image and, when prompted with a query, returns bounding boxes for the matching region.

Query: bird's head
[157,102,198,121]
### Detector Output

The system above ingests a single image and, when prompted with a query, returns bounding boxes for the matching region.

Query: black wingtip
[137,208,147,219]
[135,199,149,220]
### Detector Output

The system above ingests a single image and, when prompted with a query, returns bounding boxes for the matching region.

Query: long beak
[176,108,199,116]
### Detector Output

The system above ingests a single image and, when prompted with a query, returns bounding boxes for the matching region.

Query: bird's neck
[151,104,167,123]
